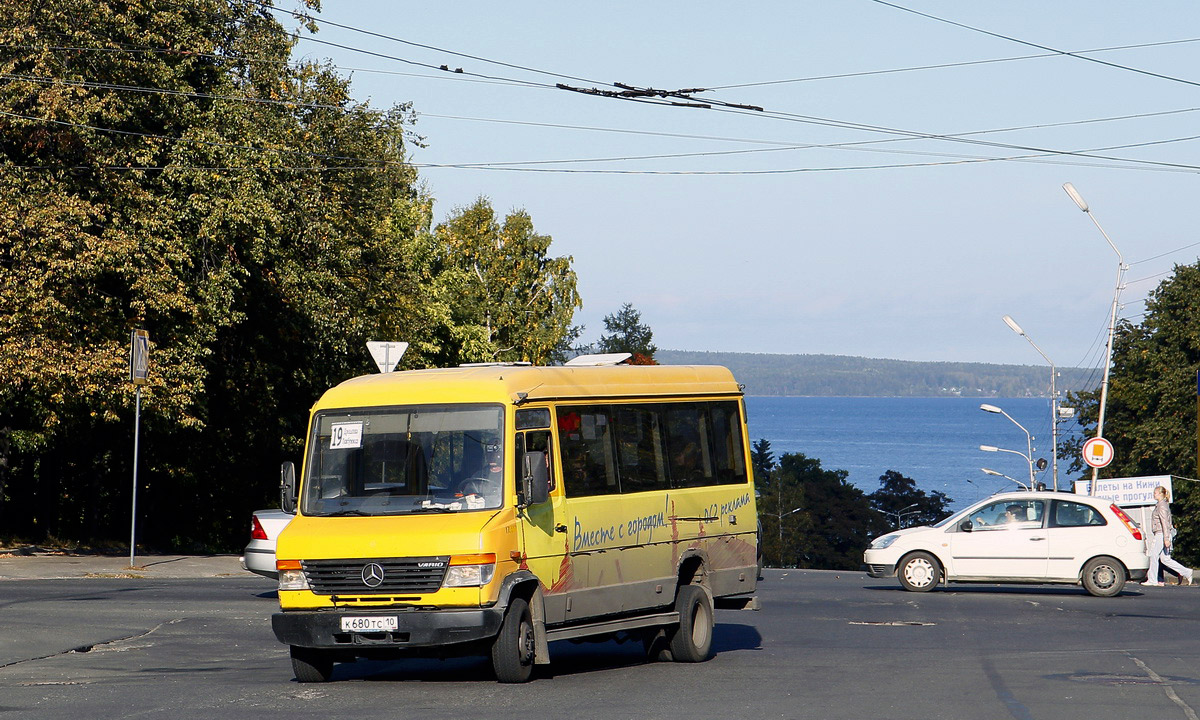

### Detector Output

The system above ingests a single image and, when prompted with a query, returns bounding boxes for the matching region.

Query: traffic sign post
[129,330,150,568]
[1082,436,1114,469]
[367,341,408,373]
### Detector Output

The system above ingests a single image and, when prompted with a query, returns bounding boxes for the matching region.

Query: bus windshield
[301,404,505,516]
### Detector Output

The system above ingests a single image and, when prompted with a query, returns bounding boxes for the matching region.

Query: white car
[240,509,293,579]
[864,491,1150,597]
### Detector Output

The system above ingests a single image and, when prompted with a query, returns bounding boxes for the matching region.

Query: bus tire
[290,646,334,683]
[491,596,536,683]
[642,628,672,662]
[667,585,714,663]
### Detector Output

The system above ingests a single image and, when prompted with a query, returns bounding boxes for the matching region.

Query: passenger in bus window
[672,441,701,485]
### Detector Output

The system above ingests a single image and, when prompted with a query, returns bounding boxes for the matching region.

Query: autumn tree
[0,1,580,549]
[1061,262,1200,566]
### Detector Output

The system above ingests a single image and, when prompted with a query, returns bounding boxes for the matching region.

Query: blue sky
[276,1,1200,367]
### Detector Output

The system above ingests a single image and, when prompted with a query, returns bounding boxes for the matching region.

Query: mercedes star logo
[361,562,385,588]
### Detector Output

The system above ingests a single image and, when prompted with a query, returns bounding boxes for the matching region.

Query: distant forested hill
[656,350,1096,397]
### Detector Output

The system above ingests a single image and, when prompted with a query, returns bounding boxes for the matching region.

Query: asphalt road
[1,568,1198,720]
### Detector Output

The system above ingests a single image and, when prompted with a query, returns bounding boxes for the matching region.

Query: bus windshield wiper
[411,504,458,513]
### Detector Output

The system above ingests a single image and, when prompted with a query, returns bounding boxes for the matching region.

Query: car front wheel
[898,552,941,592]
[1082,556,1126,597]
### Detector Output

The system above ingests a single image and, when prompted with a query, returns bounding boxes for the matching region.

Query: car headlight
[869,535,899,550]
[442,554,497,588]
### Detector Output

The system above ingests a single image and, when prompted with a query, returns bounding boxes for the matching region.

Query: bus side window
[615,405,668,493]
[558,406,619,496]
[665,405,711,488]
[709,402,748,485]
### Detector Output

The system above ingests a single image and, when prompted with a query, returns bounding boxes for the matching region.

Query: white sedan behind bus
[240,509,293,579]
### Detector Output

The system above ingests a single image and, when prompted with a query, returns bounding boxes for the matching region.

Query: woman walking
[1143,485,1195,587]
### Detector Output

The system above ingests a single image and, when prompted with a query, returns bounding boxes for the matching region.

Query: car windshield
[301,404,505,516]
[932,506,972,529]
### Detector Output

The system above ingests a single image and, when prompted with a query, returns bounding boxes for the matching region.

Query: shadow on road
[322,621,764,683]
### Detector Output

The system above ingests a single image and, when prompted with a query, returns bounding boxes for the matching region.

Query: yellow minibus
[271,356,759,682]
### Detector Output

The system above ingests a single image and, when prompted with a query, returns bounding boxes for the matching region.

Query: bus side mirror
[520,451,549,507]
[280,461,297,514]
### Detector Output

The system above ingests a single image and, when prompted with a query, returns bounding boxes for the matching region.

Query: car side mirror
[280,461,297,514]
[959,520,973,533]
[520,451,549,507]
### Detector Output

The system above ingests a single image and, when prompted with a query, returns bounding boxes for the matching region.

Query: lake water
[744,396,1083,510]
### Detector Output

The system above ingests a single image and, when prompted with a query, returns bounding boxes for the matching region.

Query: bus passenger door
[515,427,573,625]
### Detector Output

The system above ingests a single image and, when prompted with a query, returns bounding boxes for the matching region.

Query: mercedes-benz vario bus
[271,356,759,682]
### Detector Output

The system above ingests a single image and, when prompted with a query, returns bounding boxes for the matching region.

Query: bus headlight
[442,554,496,588]
[276,559,310,591]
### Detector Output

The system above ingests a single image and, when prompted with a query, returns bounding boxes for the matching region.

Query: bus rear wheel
[666,585,714,663]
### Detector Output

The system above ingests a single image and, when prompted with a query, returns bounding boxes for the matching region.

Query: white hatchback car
[864,491,1150,597]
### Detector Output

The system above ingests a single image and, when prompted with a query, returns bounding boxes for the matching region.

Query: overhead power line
[870,0,1200,89]
[708,37,1200,90]
[248,0,610,87]
[7,106,1200,177]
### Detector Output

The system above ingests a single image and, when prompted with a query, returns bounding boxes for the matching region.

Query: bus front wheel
[491,596,536,683]
[290,646,334,683]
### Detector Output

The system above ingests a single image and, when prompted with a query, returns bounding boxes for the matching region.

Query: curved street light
[886,502,921,529]
[1002,315,1059,490]
[980,404,1036,487]
[1063,182,1126,487]
[981,466,1029,491]
[979,443,1035,488]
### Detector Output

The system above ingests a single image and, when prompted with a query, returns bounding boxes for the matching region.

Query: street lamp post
[979,443,1035,489]
[981,467,1029,491]
[887,502,920,529]
[980,403,1036,487]
[776,505,803,567]
[1002,315,1059,490]
[1063,182,1126,487]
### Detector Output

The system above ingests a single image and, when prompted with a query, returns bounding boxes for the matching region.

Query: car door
[949,499,1048,580]
[1045,499,1110,579]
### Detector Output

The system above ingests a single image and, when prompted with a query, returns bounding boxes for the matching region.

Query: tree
[867,470,953,529]
[1060,262,1200,567]
[598,303,657,363]
[0,1,581,549]
[432,198,581,366]
[751,438,776,487]
[756,451,885,569]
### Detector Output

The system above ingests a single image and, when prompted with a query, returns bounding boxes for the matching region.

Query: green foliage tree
[1060,262,1200,567]
[432,198,580,365]
[598,302,657,363]
[751,438,775,487]
[867,470,953,529]
[0,1,580,549]
[756,451,885,569]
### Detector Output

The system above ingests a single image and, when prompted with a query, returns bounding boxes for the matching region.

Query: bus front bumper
[272,608,504,650]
